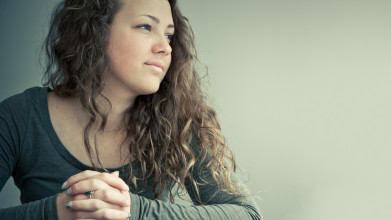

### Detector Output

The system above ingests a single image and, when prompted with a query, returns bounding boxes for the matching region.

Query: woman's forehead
[115,0,174,26]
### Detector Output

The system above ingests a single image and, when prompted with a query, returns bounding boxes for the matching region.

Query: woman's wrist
[56,191,74,220]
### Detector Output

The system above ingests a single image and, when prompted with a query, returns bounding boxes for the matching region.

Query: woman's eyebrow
[139,14,175,29]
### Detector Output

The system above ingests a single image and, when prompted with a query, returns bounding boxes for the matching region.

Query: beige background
[1,0,391,219]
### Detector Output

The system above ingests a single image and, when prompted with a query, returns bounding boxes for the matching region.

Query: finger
[63,171,120,190]
[67,199,124,211]
[67,178,108,196]
[67,174,129,196]
[93,172,129,191]
[75,172,128,192]
[73,188,130,207]
[122,190,132,209]
[62,170,101,189]
[111,171,120,177]
[73,209,131,220]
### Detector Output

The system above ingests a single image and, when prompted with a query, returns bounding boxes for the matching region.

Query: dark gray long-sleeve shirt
[0,87,261,220]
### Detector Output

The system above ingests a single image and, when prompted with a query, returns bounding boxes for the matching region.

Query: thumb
[111,171,120,177]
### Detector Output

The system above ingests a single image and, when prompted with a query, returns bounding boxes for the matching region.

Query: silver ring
[85,190,94,199]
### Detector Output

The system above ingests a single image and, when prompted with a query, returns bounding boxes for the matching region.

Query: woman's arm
[66,132,261,219]
[0,195,59,219]
[64,170,261,220]
[128,132,261,220]
[128,176,261,220]
[0,93,60,219]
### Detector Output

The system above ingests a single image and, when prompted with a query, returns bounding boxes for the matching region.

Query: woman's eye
[166,34,174,42]
[137,24,151,31]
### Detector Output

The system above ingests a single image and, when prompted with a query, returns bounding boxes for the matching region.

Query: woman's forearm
[130,192,262,220]
[0,194,58,220]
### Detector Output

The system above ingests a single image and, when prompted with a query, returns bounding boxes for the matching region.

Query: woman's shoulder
[1,86,47,104]
[0,86,47,115]
[0,87,48,147]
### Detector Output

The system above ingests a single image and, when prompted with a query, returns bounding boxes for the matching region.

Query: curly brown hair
[43,0,241,203]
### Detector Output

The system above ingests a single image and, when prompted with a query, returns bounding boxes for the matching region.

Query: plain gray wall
[1,1,391,219]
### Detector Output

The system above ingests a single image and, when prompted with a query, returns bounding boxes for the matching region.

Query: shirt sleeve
[129,191,261,220]
[128,130,262,220]
[0,195,58,220]
[0,93,27,190]
[0,92,59,220]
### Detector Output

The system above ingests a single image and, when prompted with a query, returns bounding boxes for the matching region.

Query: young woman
[0,0,261,219]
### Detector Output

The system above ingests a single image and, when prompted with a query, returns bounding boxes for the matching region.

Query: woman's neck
[69,90,134,134]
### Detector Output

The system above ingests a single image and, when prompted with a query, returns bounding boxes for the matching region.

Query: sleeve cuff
[129,192,141,220]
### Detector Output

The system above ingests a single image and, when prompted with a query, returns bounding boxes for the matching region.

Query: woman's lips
[145,62,164,72]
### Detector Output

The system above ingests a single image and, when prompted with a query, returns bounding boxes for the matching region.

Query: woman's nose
[152,34,172,55]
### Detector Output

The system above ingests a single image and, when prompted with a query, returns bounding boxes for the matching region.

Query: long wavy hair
[43,0,241,203]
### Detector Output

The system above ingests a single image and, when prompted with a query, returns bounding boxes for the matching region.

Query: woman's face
[105,0,174,99]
